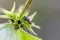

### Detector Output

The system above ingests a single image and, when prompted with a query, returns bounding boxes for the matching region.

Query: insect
[24,16,32,24]
[0,0,42,40]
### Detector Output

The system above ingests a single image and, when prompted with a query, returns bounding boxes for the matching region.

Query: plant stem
[20,0,32,17]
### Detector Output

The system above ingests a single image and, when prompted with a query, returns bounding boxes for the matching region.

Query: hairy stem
[20,0,32,17]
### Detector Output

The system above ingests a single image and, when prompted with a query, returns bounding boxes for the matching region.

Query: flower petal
[0,24,20,40]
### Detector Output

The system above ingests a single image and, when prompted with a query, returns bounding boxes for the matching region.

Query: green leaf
[0,7,10,14]
[17,5,24,16]
[17,28,42,40]
[11,2,15,13]
[0,15,9,18]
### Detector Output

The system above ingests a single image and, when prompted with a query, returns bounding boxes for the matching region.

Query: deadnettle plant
[0,0,42,40]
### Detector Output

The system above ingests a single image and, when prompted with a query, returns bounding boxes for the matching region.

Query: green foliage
[17,28,42,40]
[0,0,42,40]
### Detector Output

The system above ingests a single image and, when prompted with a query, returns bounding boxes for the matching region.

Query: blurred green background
[0,0,60,40]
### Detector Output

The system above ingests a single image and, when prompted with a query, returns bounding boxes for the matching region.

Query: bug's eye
[24,16,32,24]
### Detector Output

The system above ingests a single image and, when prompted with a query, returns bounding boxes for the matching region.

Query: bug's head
[23,16,32,24]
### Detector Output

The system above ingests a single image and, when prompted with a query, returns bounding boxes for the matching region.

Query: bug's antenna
[20,0,32,16]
